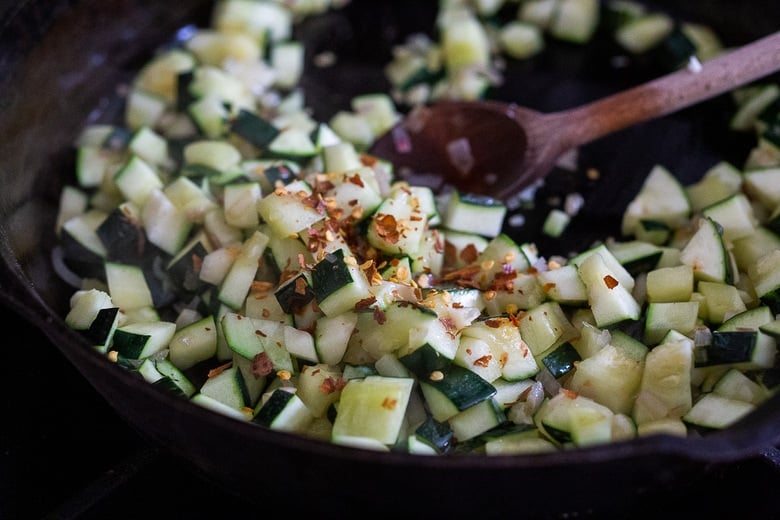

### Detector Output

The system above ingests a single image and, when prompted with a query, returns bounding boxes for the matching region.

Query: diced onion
[51,246,84,289]
[446,137,474,176]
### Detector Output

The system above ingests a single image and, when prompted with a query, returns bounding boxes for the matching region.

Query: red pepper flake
[603,275,619,289]
[347,173,364,187]
[320,376,347,394]
[208,361,233,378]
[459,244,479,264]
[473,355,492,368]
[440,317,457,337]
[191,254,203,273]
[381,397,399,410]
[295,277,308,296]
[542,282,557,293]
[314,178,335,193]
[255,329,267,337]
[360,154,378,167]
[373,213,401,244]
[302,193,326,214]
[485,318,502,328]
[373,306,387,325]
[432,229,444,254]
[355,296,377,310]
[562,388,579,399]
[251,280,275,292]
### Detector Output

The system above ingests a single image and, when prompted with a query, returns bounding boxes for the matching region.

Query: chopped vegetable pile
[55,0,780,455]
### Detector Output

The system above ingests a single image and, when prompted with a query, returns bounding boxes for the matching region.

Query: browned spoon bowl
[369,30,780,201]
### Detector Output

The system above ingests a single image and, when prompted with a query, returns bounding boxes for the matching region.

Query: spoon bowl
[370,31,780,201]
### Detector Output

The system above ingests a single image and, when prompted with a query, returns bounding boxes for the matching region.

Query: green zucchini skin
[413,416,454,454]
[703,331,757,366]
[230,109,281,149]
[541,343,581,379]
[82,307,120,346]
[252,388,295,427]
[311,249,353,302]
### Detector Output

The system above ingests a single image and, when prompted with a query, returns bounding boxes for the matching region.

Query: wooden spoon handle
[554,30,780,149]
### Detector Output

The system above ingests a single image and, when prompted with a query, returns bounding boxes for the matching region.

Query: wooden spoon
[369,31,780,201]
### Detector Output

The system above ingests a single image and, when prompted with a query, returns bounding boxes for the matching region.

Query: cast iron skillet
[1,0,779,516]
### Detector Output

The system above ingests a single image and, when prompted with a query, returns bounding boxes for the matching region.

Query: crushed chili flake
[314,177,335,193]
[255,329,267,337]
[473,355,492,368]
[459,243,479,264]
[347,173,365,187]
[381,397,399,410]
[373,306,387,325]
[320,376,347,394]
[295,276,308,295]
[603,275,619,289]
[373,213,401,244]
[208,361,233,378]
[542,282,557,292]
[251,280,275,292]
[562,388,579,399]
[360,154,378,167]
[355,296,377,310]
[191,253,203,273]
[440,316,457,336]
[251,353,274,377]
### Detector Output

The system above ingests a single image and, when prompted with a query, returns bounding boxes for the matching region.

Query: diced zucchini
[168,315,218,370]
[683,393,755,430]
[200,365,247,411]
[112,320,177,360]
[535,391,615,447]
[448,398,506,442]
[645,264,694,303]
[113,155,163,207]
[568,333,647,415]
[577,252,641,328]
[253,388,314,433]
[418,364,497,422]
[679,217,733,284]
[442,191,507,238]
[462,316,540,381]
[105,262,154,311]
[621,164,691,238]
[310,249,373,317]
[549,0,600,44]
[632,335,694,425]
[701,193,757,243]
[643,301,700,345]
[331,375,414,445]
